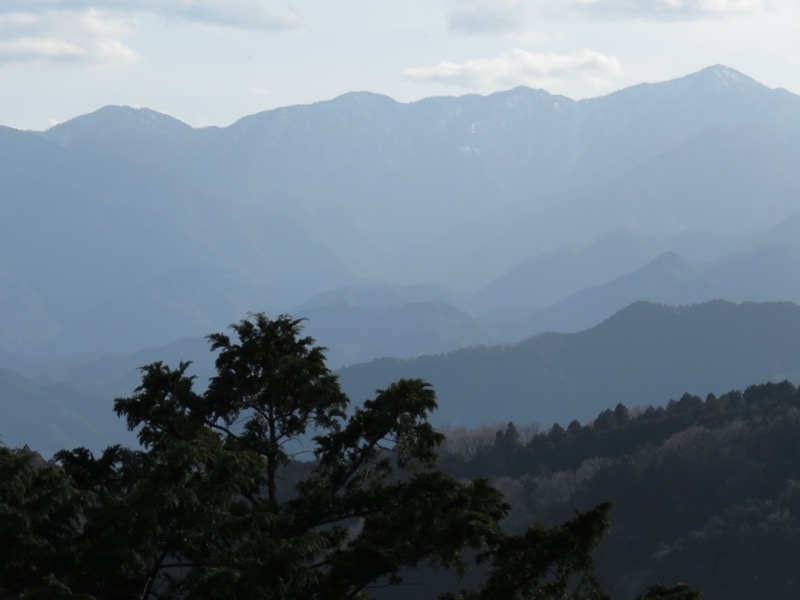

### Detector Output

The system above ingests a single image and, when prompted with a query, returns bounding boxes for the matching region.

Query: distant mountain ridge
[3,64,800,379]
[7,299,800,454]
[338,300,800,429]
[0,367,130,455]
[487,240,800,339]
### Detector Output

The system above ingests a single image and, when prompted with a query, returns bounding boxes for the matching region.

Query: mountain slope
[338,301,800,428]
[490,242,800,341]
[300,301,493,368]
[0,368,131,455]
[474,230,666,314]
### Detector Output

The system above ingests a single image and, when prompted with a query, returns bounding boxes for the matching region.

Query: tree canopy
[1,313,698,600]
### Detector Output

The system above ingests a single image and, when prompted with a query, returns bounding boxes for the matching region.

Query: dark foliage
[2,313,651,600]
[441,380,800,599]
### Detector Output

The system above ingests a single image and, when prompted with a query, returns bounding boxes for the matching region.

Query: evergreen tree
[50,313,606,599]
[2,313,700,600]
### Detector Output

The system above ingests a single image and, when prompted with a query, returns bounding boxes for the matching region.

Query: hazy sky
[2,0,799,131]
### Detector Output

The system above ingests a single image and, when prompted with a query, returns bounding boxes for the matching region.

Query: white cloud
[540,0,767,20]
[0,38,85,61]
[447,0,528,34]
[403,49,623,93]
[0,1,300,31]
[0,9,137,67]
[0,1,298,67]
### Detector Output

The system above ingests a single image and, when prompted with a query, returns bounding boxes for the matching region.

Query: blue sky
[1,0,799,130]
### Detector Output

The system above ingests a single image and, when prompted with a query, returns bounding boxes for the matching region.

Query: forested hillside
[441,380,800,599]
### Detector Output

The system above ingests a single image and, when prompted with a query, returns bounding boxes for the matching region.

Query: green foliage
[0,446,87,599]
[452,502,612,600]
[2,312,708,599]
[0,312,623,600]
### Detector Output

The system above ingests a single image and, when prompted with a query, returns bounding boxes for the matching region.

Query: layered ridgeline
[338,300,800,429]
[2,65,800,363]
[5,300,800,455]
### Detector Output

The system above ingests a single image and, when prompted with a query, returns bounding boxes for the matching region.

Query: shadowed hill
[338,300,800,428]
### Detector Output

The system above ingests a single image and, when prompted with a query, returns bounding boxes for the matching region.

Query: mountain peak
[601,64,768,103]
[699,64,749,77]
[329,90,398,105]
[42,105,193,147]
[689,64,764,89]
[486,85,573,110]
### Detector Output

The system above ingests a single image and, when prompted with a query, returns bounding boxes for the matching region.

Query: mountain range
[4,64,800,452]
[3,64,800,359]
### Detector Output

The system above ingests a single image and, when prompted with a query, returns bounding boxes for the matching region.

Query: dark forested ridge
[338,300,800,428]
[441,380,800,599]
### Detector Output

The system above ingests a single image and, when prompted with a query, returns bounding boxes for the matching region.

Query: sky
[1,0,799,131]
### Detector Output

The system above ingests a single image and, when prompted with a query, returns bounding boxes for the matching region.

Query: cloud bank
[0,9,137,66]
[443,0,765,40]
[541,0,766,20]
[0,1,298,66]
[0,1,299,31]
[447,0,528,34]
[404,49,623,94]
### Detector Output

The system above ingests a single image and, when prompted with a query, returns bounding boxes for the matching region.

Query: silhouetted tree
[26,313,613,600]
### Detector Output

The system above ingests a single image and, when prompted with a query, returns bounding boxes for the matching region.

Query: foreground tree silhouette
[2,313,696,599]
[0,446,87,599]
